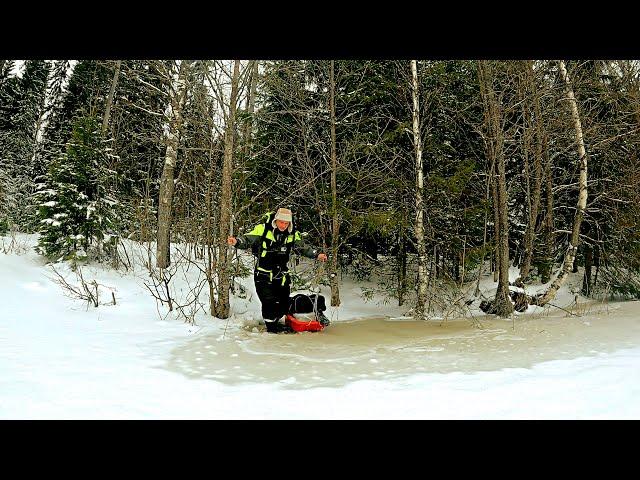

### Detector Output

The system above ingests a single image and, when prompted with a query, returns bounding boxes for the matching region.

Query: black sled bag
[288,293,326,314]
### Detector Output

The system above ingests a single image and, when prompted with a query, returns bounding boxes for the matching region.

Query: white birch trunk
[156,60,190,269]
[537,60,588,306]
[411,60,428,319]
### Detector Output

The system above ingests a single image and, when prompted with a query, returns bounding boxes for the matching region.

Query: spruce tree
[0,61,20,232]
[0,60,49,232]
[0,60,17,235]
[40,61,112,171]
[36,115,121,261]
[39,61,72,171]
[9,60,49,230]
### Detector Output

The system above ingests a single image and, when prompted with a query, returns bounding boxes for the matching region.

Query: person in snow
[227,208,328,333]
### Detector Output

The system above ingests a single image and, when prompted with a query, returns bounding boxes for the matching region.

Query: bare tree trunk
[242,60,259,159]
[572,253,579,273]
[481,66,501,286]
[518,60,544,282]
[537,60,588,306]
[100,60,122,267]
[398,206,408,306]
[329,60,341,307]
[206,166,215,316]
[205,128,220,317]
[102,60,121,136]
[541,131,555,283]
[215,60,241,319]
[460,236,466,286]
[593,244,600,289]
[475,175,491,296]
[490,155,500,283]
[228,60,259,284]
[157,60,191,269]
[411,60,429,319]
[582,243,593,296]
[495,127,513,316]
[478,61,513,316]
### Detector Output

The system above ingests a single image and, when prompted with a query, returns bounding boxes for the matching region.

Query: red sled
[285,313,325,332]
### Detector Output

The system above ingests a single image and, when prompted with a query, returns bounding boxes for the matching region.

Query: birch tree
[411,60,428,319]
[536,60,588,306]
[156,60,191,269]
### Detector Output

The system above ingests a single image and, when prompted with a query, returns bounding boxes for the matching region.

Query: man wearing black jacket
[228,208,327,333]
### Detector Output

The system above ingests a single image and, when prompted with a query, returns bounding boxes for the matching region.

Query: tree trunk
[475,182,491,296]
[541,130,554,283]
[460,236,466,286]
[156,60,191,269]
[101,60,122,267]
[491,156,500,283]
[582,243,593,296]
[593,244,600,289]
[518,60,544,282]
[102,60,121,137]
[495,117,513,316]
[329,60,341,307]
[214,60,241,319]
[478,60,513,317]
[537,60,589,306]
[411,60,429,320]
[481,66,501,287]
[398,208,407,306]
[205,133,218,317]
[242,60,259,160]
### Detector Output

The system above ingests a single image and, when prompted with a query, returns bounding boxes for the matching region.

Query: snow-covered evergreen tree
[0,61,50,232]
[38,61,71,168]
[40,61,111,171]
[7,60,50,230]
[0,60,20,233]
[36,115,121,261]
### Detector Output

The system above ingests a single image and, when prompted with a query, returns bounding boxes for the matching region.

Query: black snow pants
[254,269,291,333]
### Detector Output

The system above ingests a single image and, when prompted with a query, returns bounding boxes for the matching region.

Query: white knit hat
[273,208,293,232]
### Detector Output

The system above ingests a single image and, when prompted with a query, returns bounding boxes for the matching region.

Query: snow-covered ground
[2,234,640,419]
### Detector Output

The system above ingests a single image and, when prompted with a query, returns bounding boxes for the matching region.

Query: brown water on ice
[165,301,640,389]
